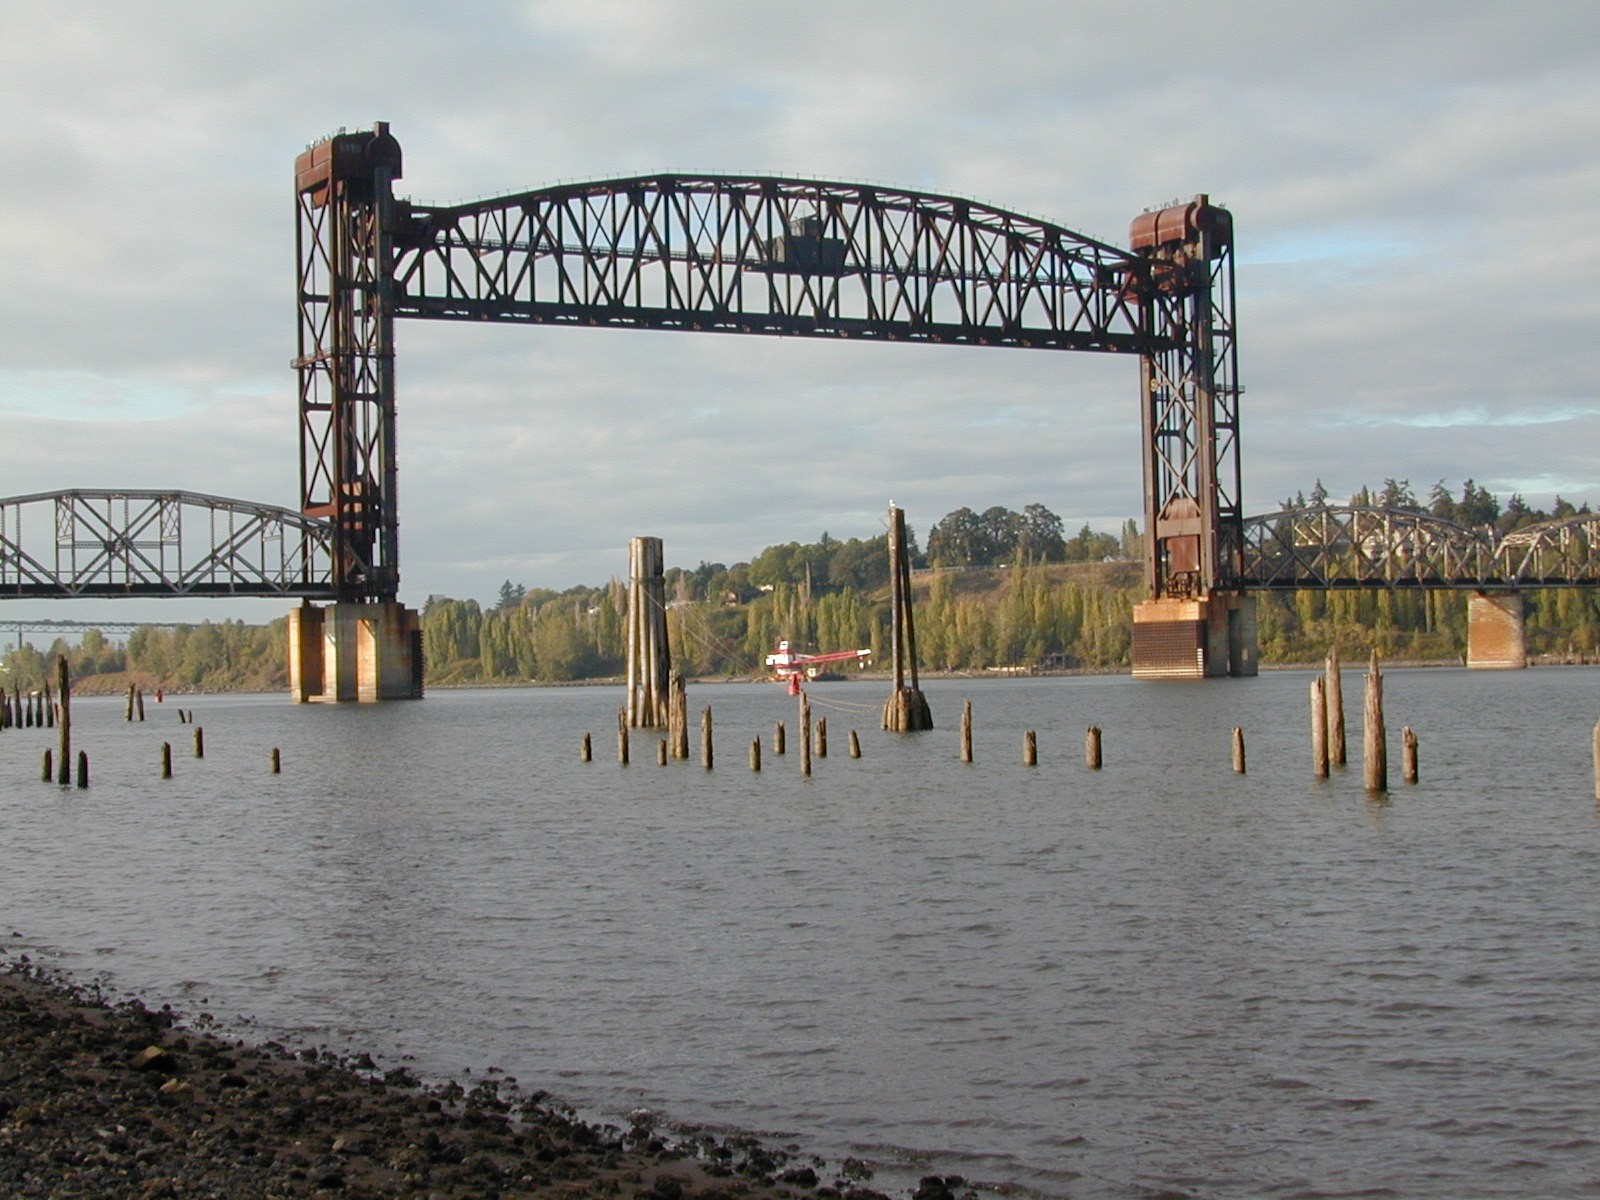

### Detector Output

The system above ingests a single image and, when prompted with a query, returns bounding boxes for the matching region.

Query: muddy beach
[0,959,960,1200]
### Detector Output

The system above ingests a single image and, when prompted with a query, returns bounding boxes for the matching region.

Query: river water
[3,668,1599,1198]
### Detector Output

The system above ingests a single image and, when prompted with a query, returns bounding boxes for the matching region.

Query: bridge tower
[289,124,421,701]
[1129,197,1256,678]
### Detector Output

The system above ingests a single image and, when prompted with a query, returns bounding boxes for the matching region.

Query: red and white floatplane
[764,639,872,693]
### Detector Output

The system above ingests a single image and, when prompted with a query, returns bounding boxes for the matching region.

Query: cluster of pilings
[625,536,671,728]
[6,657,288,786]
[1310,647,1418,793]
[2,682,55,730]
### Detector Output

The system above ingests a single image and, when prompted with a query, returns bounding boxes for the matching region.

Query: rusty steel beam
[294,124,402,602]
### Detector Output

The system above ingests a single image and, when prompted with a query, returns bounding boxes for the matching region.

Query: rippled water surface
[4,669,1600,1197]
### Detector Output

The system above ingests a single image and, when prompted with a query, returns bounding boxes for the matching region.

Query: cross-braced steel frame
[1240,506,1600,589]
[0,490,336,598]
[294,125,402,601]
[295,124,1241,604]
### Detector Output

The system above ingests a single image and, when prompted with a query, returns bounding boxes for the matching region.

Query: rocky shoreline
[0,958,957,1200]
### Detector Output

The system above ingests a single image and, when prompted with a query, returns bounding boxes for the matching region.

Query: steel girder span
[1240,506,1600,590]
[0,490,336,599]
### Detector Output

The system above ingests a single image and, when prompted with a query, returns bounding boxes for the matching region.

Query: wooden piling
[800,693,812,778]
[42,750,52,782]
[1231,726,1246,774]
[76,750,88,789]
[126,684,135,722]
[670,673,689,760]
[136,688,145,722]
[849,730,861,759]
[1326,647,1347,766]
[1402,726,1418,785]
[44,682,54,729]
[815,717,827,759]
[750,737,761,772]
[882,503,933,731]
[1594,718,1600,803]
[55,657,70,786]
[1023,730,1037,767]
[581,732,592,762]
[1310,676,1328,779]
[774,721,786,755]
[960,700,973,763]
[625,536,671,729]
[161,743,172,778]
[617,709,629,765]
[657,738,668,766]
[1363,652,1387,794]
[1085,725,1102,770]
[701,705,713,770]
[193,727,204,759]
[271,747,281,774]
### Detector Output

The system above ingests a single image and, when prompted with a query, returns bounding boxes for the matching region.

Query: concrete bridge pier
[1467,591,1527,669]
[289,601,424,702]
[1132,592,1259,679]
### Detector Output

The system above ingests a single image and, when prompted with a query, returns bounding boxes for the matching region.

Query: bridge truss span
[297,125,1240,612]
[391,175,1153,352]
[0,490,336,599]
[1240,506,1600,590]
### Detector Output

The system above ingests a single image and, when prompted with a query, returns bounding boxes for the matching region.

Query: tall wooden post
[669,672,689,760]
[800,692,812,778]
[1593,718,1600,803]
[1587,720,1600,803]
[55,657,71,786]
[1325,647,1346,766]
[626,536,671,728]
[1363,652,1387,794]
[882,503,932,731]
[1310,676,1328,779]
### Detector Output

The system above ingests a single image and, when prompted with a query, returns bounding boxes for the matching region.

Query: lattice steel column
[1131,196,1241,600]
[294,124,403,602]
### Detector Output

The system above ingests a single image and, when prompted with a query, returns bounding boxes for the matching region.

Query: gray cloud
[3,0,1597,615]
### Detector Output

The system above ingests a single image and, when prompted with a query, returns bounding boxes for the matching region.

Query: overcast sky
[3,0,1597,622]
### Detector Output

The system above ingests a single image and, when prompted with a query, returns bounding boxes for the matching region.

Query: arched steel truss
[391,175,1149,348]
[295,124,1239,605]
[1241,506,1600,590]
[0,490,335,599]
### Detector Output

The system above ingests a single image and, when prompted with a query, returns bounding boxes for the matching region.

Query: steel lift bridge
[280,122,1247,697]
[4,123,1584,697]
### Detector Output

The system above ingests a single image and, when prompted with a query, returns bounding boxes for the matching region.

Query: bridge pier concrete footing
[1131,593,1259,680]
[1467,591,1527,669]
[289,601,424,702]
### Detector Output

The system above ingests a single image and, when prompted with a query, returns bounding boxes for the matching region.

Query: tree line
[1287,477,1592,532]
[1,620,287,694]
[7,481,1599,690]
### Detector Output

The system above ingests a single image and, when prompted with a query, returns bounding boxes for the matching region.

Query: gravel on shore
[0,957,945,1200]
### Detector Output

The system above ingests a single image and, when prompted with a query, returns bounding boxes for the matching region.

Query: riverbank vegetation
[5,484,1597,692]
